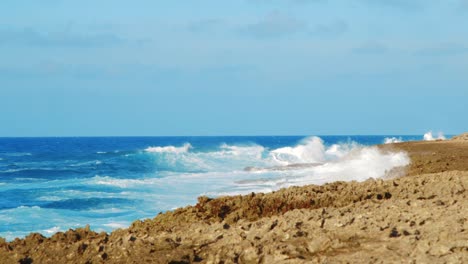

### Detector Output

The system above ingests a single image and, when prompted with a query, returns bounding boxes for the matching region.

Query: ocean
[0,135,428,240]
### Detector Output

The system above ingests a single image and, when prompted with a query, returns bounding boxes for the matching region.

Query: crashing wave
[145,143,192,153]
[423,131,445,141]
[383,137,403,144]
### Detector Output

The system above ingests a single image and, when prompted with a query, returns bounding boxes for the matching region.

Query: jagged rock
[0,138,467,263]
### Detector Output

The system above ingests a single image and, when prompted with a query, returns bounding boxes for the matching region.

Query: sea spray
[384,137,403,144]
[0,135,415,240]
[423,131,446,141]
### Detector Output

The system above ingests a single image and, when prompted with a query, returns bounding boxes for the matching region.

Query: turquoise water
[0,135,423,240]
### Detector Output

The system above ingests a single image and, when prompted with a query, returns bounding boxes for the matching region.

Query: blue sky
[1,0,467,136]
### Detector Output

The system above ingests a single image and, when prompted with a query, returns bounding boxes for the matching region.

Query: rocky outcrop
[451,133,468,142]
[1,138,467,263]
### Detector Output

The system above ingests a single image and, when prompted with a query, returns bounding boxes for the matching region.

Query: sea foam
[142,137,411,196]
[423,131,445,141]
[145,143,192,153]
[384,137,403,144]
[0,135,412,240]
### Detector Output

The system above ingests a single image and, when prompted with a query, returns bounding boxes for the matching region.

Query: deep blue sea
[0,135,438,240]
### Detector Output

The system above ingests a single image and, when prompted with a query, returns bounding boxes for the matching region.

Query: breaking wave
[0,135,412,240]
[423,131,445,141]
[141,136,410,195]
[384,137,403,144]
[145,143,192,153]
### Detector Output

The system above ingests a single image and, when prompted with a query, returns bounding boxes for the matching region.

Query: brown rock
[0,138,467,263]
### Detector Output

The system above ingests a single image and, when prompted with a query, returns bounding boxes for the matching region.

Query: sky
[0,0,467,136]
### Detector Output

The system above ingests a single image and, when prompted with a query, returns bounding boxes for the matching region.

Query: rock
[451,132,468,142]
[0,140,467,263]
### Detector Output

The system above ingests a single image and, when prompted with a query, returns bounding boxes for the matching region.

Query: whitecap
[270,137,326,165]
[103,222,128,229]
[248,146,410,190]
[423,131,445,141]
[269,137,359,165]
[44,226,61,234]
[91,175,160,188]
[383,137,403,144]
[4,152,32,157]
[69,160,102,167]
[145,143,192,153]
[219,144,265,158]
[36,196,63,202]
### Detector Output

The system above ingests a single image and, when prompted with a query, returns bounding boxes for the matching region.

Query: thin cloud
[414,43,468,56]
[352,42,388,54]
[0,28,124,48]
[359,0,424,11]
[241,11,307,38]
[187,19,225,33]
[310,20,348,37]
[247,0,326,5]
[460,0,468,9]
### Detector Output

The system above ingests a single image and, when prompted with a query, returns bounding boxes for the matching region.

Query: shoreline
[1,135,467,263]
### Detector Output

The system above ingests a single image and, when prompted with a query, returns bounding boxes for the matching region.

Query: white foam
[258,146,409,189]
[103,222,128,229]
[0,135,415,241]
[91,175,160,188]
[269,137,358,165]
[145,143,192,153]
[219,144,265,158]
[4,152,32,157]
[144,143,270,172]
[324,142,358,159]
[44,226,61,234]
[384,137,403,144]
[69,160,102,167]
[270,137,326,165]
[423,131,445,141]
[37,196,63,202]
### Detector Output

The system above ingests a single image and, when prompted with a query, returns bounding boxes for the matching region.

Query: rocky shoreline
[1,135,467,263]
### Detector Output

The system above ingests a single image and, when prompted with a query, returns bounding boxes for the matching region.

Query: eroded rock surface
[451,133,468,142]
[1,138,467,263]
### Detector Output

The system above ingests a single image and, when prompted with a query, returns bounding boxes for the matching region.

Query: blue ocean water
[0,135,426,240]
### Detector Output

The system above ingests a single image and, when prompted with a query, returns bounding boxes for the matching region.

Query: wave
[0,135,412,240]
[141,137,370,174]
[423,131,446,141]
[145,143,192,153]
[0,204,137,241]
[137,136,410,180]
[2,152,32,157]
[269,137,361,165]
[44,226,61,235]
[68,160,103,167]
[219,144,265,158]
[91,175,160,188]
[103,222,128,229]
[270,137,326,164]
[142,143,270,173]
[217,146,409,194]
[383,137,403,144]
[133,136,410,198]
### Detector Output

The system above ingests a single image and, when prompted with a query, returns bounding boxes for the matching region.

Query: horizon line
[0,134,455,139]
